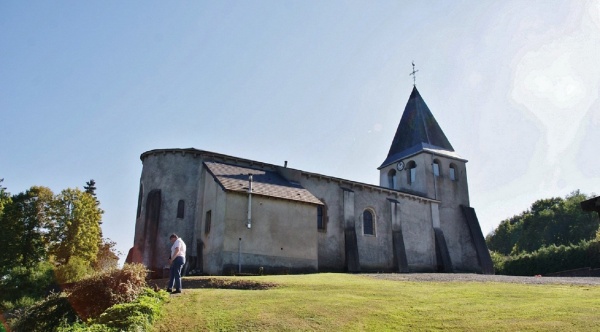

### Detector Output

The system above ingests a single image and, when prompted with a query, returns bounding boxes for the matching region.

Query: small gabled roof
[380,86,459,168]
[204,161,323,206]
[581,196,600,213]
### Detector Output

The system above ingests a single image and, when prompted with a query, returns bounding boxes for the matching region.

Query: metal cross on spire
[409,61,419,86]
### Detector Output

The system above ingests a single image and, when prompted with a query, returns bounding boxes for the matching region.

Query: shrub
[58,322,113,332]
[1,296,37,312]
[489,251,506,272]
[58,288,169,332]
[8,264,151,331]
[495,239,600,276]
[0,261,56,307]
[10,292,79,332]
[94,288,168,331]
[67,263,148,320]
[54,257,94,284]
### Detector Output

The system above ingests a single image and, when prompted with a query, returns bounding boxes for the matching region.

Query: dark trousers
[168,256,185,290]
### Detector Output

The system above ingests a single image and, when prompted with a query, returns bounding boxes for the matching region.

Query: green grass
[153,274,600,331]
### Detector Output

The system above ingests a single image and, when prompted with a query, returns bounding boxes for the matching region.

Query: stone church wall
[432,157,479,272]
[296,175,346,271]
[220,193,318,274]
[379,153,481,273]
[297,173,438,272]
[132,148,489,276]
[134,151,201,274]
[395,197,437,272]
[197,167,227,275]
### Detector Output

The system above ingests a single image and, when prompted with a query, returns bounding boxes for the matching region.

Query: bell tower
[380,84,468,200]
[377,75,492,273]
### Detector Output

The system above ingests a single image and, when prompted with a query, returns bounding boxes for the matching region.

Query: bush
[54,257,94,284]
[494,240,600,276]
[95,288,168,331]
[10,292,79,332]
[8,264,151,332]
[58,288,169,332]
[2,296,38,312]
[67,263,148,320]
[0,261,56,307]
[489,251,506,273]
[58,322,113,332]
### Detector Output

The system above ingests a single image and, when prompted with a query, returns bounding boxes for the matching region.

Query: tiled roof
[380,86,459,168]
[204,161,323,205]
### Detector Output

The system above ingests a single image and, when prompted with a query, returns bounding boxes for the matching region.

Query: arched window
[177,200,185,219]
[387,169,397,189]
[406,161,417,185]
[449,164,457,181]
[433,159,440,177]
[363,209,375,235]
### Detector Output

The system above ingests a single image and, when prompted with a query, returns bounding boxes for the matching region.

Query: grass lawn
[153,273,600,331]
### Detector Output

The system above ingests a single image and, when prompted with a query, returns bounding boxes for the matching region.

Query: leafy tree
[54,256,94,283]
[50,188,102,266]
[0,261,56,305]
[0,186,55,273]
[94,238,121,271]
[0,179,12,274]
[0,178,10,217]
[487,190,600,255]
[485,215,522,255]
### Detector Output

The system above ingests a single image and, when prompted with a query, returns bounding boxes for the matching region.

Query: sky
[1,1,599,264]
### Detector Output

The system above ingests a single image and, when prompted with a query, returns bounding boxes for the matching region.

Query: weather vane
[409,61,419,86]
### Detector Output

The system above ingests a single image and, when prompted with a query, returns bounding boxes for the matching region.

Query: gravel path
[364,273,600,285]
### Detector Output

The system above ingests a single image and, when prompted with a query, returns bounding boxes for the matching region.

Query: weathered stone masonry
[126,86,494,276]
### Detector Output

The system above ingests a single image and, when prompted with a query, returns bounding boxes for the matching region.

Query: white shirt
[171,238,186,258]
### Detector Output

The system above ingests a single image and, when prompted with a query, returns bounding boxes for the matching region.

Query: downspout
[238,238,242,273]
[247,174,253,229]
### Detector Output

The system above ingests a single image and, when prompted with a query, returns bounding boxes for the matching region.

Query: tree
[83,179,97,198]
[485,215,522,255]
[50,188,102,265]
[94,238,120,271]
[54,256,93,283]
[0,178,10,217]
[0,261,56,304]
[486,190,600,255]
[0,186,55,273]
[84,179,103,233]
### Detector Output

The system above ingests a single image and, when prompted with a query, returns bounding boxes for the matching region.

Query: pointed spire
[379,86,458,168]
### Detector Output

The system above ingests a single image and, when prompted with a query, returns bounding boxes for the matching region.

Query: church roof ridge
[379,86,457,168]
[140,148,437,203]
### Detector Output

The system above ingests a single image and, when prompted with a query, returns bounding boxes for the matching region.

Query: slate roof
[204,161,323,205]
[380,86,461,168]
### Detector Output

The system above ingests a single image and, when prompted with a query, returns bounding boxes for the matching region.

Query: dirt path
[365,273,600,285]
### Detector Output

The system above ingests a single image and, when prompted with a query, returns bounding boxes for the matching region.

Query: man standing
[167,233,186,294]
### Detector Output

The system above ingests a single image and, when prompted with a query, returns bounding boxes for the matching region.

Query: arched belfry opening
[387,169,397,189]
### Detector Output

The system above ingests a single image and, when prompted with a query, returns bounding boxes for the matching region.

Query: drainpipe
[238,237,242,274]
[247,174,253,229]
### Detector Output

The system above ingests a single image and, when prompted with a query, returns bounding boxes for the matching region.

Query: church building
[127,86,494,276]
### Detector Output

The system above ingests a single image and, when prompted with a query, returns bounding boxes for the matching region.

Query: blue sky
[1,1,599,263]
